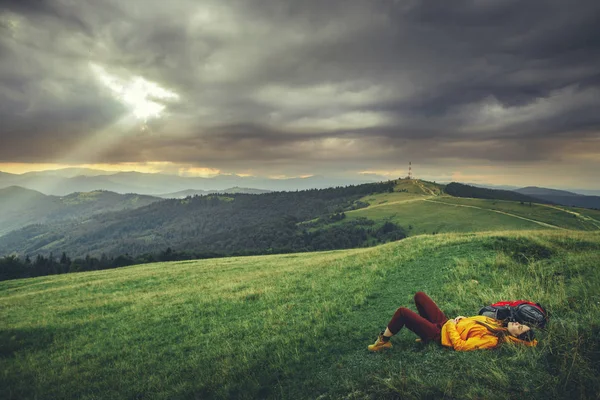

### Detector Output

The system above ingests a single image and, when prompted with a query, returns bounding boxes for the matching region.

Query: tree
[60,252,70,265]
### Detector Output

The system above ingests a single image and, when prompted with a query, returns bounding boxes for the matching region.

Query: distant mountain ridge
[465,182,521,191]
[466,182,599,197]
[0,169,379,195]
[461,183,600,209]
[18,168,117,178]
[514,186,600,209]
[156,187,272,199]
[515,186,580,197]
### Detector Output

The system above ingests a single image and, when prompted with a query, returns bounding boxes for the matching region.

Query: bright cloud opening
[178,167,222,177]
[90,63,179,121]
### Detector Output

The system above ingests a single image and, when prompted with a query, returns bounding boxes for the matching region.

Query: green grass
[346,197,546,235]
[569,207,600,229]
[1,230,599,399]
[575,207,600,219]
[362,191,429,205]
[430,196,599,230]
[392,179,445,195]
[342,192,600,235]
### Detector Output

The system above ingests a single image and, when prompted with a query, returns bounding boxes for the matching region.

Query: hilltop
[326,179,599,236]
[1,229,598,399]
[392,178,445,195]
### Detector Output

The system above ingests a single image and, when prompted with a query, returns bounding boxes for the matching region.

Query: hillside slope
[446,182,549,203]
[514,187,600,209]
[2,179,598,260]
[393,178,445,195]
[0,182,395,258]
[0,187,161,236]
[343,189,600,235]
[1,230,598,399]
[515,186,580,197]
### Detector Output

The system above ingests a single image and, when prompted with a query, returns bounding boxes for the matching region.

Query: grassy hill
[1,230,598,399]
[343,184,600,236]
[392,178,445,195]
[302,179,598,239]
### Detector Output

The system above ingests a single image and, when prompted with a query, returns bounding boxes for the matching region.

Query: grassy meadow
[345,198,546,235]
[344,187,600,236]
[429,197,600,231]
[1,230,599,399]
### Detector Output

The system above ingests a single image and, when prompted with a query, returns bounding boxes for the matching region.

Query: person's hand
[453,316,466,324]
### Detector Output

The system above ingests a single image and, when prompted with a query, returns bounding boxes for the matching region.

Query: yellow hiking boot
[368,333,392,352]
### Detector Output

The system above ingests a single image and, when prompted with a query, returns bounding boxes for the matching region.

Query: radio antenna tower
[408,161,412,180]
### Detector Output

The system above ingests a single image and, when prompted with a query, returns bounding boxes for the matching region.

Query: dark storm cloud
[1,0,599,172]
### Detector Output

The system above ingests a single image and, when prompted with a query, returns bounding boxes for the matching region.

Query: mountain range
[2,169,597,198]
[514,187,600,209]
[1,178,599,260]
[0,185,276,236]
[467,182,600,197]
[0,169,378,196]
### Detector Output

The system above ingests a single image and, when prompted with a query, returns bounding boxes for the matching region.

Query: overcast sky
[1,0,599,188]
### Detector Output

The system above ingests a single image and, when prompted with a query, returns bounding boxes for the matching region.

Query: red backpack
[479,300,548,328]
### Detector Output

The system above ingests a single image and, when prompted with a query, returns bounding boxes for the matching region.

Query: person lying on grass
[368,291,537,352]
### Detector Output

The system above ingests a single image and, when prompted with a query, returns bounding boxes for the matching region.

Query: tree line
[0,217,406,281]
[444,182,550,204]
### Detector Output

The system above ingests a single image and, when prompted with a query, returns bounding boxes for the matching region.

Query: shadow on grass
[0,326,57,359]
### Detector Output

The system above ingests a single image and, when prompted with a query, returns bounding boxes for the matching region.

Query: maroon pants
[387,292,449,342]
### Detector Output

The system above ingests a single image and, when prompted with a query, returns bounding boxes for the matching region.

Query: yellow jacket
[441,316,501,351]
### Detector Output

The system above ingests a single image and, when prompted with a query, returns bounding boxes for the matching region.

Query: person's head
[476,317,537,346]
[507,321,535,342]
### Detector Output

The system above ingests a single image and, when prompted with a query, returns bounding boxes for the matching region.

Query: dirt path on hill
[354,196,434,211]
[423,199,566,230]
[538,204,600,229]
[413,180,436,195]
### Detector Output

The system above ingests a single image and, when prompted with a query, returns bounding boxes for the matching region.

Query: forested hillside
[156,187,272,199]
[0,182,397,261]
[445,182,550,203]
[4,179,598,282]
[0,186,161,236]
